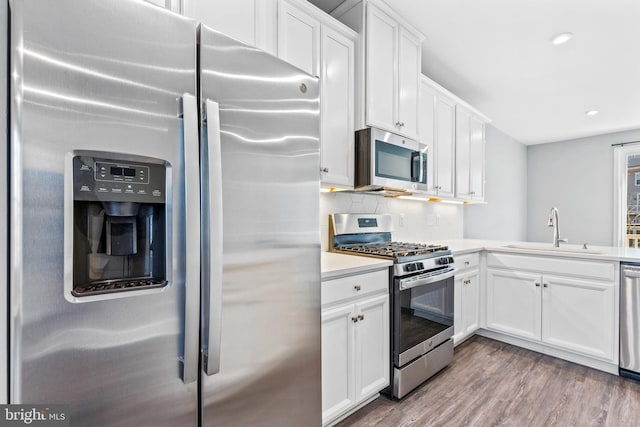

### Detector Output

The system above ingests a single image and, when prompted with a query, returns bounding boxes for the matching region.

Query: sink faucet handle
[583,243,588,249]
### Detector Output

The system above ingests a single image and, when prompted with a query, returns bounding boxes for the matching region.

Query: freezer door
[199,27,321,426]
[9,0,199,425]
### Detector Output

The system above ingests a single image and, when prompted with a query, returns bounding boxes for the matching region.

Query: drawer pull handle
[535,282,541,287]
[464,261,470,265]
[358,314,364,321]
[351,317,358,323]
[543,283,549,288]
[354,285,361,291]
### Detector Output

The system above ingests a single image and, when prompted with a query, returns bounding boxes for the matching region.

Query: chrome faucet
[547,207,567,247]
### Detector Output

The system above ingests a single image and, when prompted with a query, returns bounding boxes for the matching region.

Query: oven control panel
[437,256,454,265]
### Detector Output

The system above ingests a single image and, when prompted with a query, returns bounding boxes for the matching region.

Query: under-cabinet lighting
[551,32,574,45]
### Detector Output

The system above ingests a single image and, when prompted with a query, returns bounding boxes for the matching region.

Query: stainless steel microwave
[354,127,428,195]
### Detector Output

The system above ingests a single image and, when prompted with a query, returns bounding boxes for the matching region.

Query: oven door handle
[398,268,456,290]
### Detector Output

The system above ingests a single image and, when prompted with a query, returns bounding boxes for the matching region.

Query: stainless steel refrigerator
[2,0,321,426]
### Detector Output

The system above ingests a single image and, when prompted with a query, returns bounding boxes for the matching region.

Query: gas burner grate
[337,242,449,259]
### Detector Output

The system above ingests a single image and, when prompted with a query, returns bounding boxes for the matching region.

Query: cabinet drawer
[322,269,389,306]
[454,252,480,271]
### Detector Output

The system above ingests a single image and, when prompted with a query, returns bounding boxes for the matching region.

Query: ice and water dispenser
[71,153,168,297]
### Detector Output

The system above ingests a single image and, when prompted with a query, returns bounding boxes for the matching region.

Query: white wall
[527,128,640,246]
[464,125,528,241]
[320,192,463,251]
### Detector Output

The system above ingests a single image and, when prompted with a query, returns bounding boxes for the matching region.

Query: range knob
[438,256,454,265]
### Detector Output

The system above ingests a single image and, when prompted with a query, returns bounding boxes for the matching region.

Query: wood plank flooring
[337,336,640,427]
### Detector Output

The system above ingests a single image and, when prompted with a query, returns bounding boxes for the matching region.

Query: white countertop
[433,239,640,263]
[321,252,393,281]
[321,240,640,279]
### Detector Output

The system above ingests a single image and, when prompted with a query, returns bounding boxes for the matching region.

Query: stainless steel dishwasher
[620,263,640,379]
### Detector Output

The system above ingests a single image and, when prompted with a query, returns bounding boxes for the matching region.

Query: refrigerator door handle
[180,93,201,384]
[203,99,223,376]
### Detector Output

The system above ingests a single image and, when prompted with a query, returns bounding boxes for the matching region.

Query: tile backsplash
[320,192,463,251]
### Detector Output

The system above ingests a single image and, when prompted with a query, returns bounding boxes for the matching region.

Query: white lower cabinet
[453,252,481,345]
[486,269,541,341]
[484,253,618,365]
[542,274,615,360]
[453,268,480,344]
[321,270,389,426]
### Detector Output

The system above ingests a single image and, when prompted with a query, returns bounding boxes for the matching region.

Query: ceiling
[309,0,640,145]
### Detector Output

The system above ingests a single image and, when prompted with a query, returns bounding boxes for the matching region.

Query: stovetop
[335,242,449,260]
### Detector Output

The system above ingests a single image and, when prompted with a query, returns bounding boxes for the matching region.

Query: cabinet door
[320,25,355,188]
[469,116,485,201]
[183,0,276,53]
[486,269,541,340]
[396,27,421,139]
[542,275,616,361]
[321,304,356,424]
[365,3,397,132]
[463,269,480,335]
[277,0,320,76]
[435,95,456,198]
[354,294,389,401]
[419,79,437,193]
[455,107,471,199]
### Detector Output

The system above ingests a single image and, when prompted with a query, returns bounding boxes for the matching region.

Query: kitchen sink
[504,244,606,255]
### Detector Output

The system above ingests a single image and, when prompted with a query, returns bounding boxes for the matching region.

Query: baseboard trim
[476,329,618,375]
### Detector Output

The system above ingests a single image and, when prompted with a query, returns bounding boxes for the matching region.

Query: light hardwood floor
[337,336,640,426]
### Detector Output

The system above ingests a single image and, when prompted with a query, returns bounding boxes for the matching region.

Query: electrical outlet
[399,213,405,228]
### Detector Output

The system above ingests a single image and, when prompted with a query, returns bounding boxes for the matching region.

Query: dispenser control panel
[73,155,166,204]
[95,162,150,184]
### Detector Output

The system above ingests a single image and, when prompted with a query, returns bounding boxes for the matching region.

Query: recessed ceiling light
[551,32,574,45]
[585,110,599,116]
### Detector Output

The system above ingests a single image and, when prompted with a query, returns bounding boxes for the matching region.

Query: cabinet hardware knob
[470,191,475,195]
[351,317,358,323]
[320,167,329,173]
[354,285,361,291]
[358,314,364,321]
[464,261,470,265]
[543,283,548,288]
[395,121,402,127]
[535,282,541,287]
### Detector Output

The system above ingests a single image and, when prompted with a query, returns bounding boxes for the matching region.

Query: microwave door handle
[180,93,201,384]
[411,151,421,182]
[203,99,223,376]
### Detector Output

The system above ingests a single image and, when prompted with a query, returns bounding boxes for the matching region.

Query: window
[614,147,640,247]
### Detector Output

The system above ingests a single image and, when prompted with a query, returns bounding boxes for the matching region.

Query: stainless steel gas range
[329,214,455,399]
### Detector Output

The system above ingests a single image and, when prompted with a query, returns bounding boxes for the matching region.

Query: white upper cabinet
[365,4,396,132]
[365,2,423,140]
[277,0,357,189]
[334,0,424,140]
[419,75,489,201]
[278,1,321,75]
[418,78,437,193]
[320,25,355,188]
[182,0,278,54]
[435,94,456,198]
[456,106,487,201]
[396,27,421,139]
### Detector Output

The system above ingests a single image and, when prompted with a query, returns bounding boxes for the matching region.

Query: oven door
[393,268,455,367]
